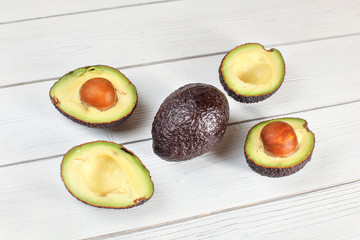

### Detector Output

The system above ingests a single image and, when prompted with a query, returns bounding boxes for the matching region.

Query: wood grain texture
[0,101,359,240]
[1,35,359,166]
[109,180,360,240]
[0,0,359,87]
[1,1,359,239]
[0,0,173,24]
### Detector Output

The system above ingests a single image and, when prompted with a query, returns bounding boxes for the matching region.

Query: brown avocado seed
[80,78,116,111]
[260,121,298,158]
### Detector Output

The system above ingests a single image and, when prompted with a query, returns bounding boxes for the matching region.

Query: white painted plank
[1,36,360,166]
[0,0,172,24]
[0,101,359,239]
[1,0,359,86]
[113,180,360,240]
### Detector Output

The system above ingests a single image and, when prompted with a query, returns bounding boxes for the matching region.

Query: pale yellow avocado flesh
[61,141,153,208]
[222,44,285,96]
[50,66,137,123]
[245,118,314,168]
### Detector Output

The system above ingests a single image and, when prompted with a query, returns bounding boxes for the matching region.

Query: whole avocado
[152,83,229,161]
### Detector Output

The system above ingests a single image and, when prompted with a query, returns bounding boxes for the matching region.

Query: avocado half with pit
[50,65,137,128]
[219,43,285,103]
[152,83,229,161]
[245,118,315,177]
[61,141,154,208]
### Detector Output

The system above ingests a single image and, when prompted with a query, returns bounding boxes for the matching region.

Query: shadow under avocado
[209,117,259,169]
[109,97,150,134]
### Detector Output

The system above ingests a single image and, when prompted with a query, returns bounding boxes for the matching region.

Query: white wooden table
[1,0,360,239]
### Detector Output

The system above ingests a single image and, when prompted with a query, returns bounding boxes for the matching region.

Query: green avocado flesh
[61,141,154,208]
[245,118,314,168]
[50,65,137,126]
[220,43,285,98]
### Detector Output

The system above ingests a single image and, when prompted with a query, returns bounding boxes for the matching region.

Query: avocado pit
[80,77,117,111]
[245,118,315,177]
[50,65,138,128]
[260,121,298,158]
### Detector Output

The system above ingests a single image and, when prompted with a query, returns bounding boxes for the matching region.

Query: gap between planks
[82,178,360,240]
[1,98,359,169]
[1,32,360,90]
[0,0,182,26]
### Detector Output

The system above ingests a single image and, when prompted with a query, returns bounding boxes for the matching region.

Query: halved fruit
[61,141,154,208]
[50,65,137,128]
[219,43,285,103]
[245,118,315,177]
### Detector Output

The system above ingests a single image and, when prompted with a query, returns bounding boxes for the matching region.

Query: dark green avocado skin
[245,151,313,178]
[50,96,137,128]
[219,70,276,103]
[152,83,229,161]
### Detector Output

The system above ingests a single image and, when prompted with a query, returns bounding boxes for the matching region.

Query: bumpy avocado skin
[152,83,229,161]
[245,153,313,178]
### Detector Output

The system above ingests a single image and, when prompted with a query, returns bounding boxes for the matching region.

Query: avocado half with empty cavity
[50,65,137,128]
[219,43,285,103]
[61,141,154,208]
[245,118,315,177]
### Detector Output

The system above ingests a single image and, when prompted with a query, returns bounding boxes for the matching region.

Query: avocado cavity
[219,43,285,103]
[61,141,154,208]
